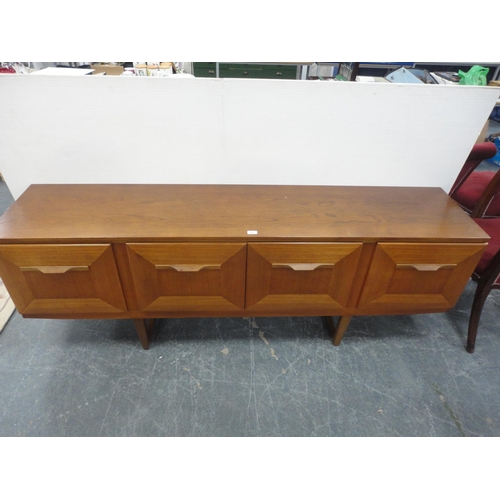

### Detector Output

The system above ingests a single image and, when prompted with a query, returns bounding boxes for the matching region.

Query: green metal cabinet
[192,62,217,78]
[263,65,297,79]
[193,62,298,79]
[225,64,262,78]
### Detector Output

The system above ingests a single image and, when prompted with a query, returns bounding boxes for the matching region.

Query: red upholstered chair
[449,142,500,218]
[466,217,500,353]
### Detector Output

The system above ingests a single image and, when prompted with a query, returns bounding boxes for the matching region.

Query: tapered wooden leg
[133,318,155,350]
[324,316,353,346]
[466,283,491,354]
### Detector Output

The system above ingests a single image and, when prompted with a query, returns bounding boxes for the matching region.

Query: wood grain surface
[0,184,489,243]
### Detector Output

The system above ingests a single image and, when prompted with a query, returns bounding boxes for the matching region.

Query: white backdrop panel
[222,79,498,188]
[0,76,225,200]
[0,75,498,200]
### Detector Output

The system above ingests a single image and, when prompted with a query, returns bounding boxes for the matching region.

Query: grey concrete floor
[0,151,499,436]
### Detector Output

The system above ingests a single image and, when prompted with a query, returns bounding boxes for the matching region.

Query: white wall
[0,75,498,200]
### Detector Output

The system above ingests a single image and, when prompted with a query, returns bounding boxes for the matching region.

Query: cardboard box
[91,64,124,76]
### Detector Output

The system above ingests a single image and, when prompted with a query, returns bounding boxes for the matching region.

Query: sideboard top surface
[0,184,489,243]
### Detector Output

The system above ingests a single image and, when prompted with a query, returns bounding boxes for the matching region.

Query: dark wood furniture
[467,218,500,353]
[0,184,489,349]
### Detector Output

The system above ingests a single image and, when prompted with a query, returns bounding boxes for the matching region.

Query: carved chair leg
[323,316,353,346]
[133,318,155,350]
[467,282,491,354]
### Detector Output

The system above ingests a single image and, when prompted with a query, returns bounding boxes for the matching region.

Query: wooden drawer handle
[272,263,335,271]
[20,265,89,274]
[396,264,457,272]
[155,264,221,272]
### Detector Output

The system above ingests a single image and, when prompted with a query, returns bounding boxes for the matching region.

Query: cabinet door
[263,65,297,79]
[126,243,246,313]
[356,242,486,314]
[227,67,263,78]
[246,243,363,314]
[194,68,216,78]
[0,244,127,315]
[193,62,216,77]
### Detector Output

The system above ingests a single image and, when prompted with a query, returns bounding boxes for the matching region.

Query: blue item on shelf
[486,135,500,167]
[490,105,500,123]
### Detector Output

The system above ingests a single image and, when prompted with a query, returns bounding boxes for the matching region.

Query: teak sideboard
[0,184,489,349]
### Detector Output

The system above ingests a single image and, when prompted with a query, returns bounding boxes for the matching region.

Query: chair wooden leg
[467,282,491,354]
[133,318,155,350]
[324,316,353,346]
